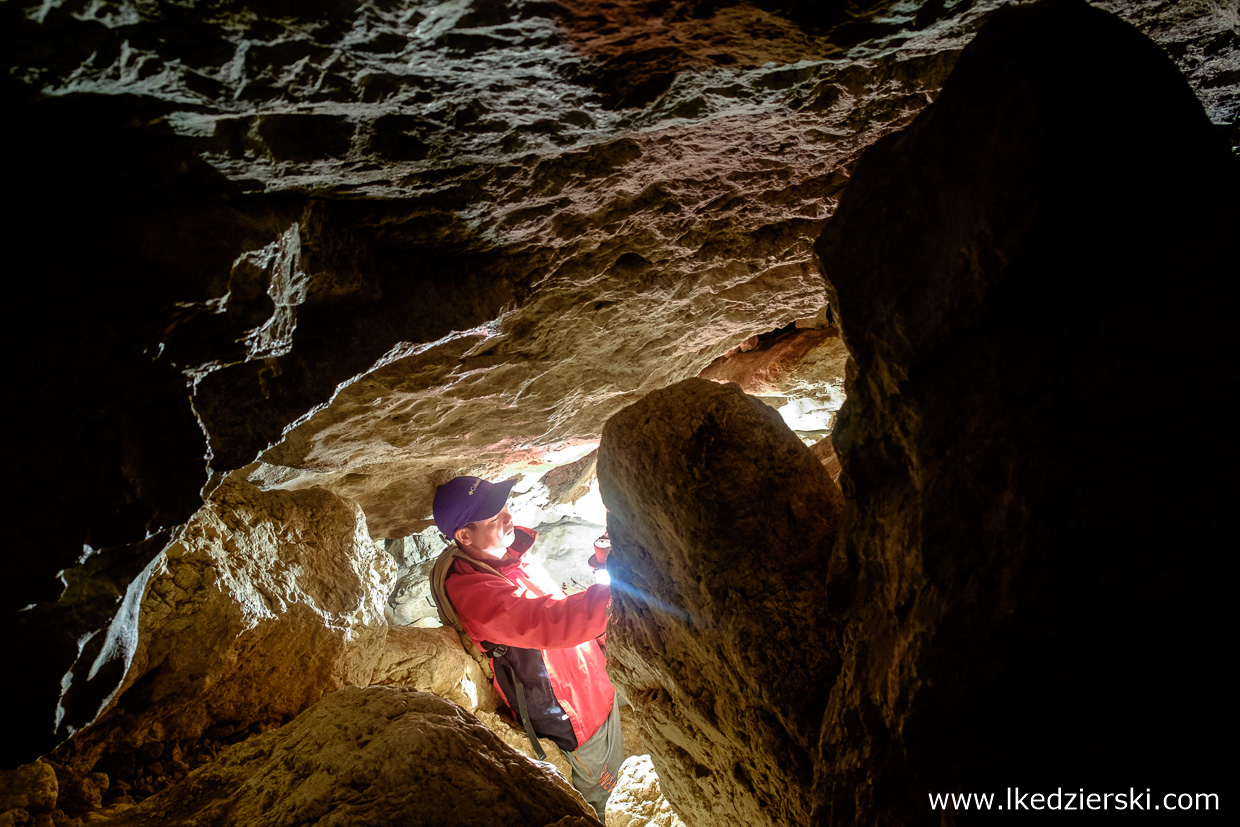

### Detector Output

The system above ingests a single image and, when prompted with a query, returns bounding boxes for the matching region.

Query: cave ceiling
[2,0,1236,767]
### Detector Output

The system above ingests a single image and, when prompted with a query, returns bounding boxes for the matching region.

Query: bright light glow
[608,579,692,623]
[462,672,478,709]
[776,397,835,434]
[574,477,608,525]
[538,442,599,466]
[595,568,611,586]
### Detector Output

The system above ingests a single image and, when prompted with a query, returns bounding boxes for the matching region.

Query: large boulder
[811,0,1237,822]
[598,378,844,827]
[95,686,597,827]
[55,479,395,784]
[0,760,57,818]
[371,624,586,787]
[371,626,499,713]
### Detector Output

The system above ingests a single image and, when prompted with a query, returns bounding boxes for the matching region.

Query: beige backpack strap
[430,543,508,681]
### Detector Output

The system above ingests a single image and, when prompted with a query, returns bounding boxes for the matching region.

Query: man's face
[456,505,515,558]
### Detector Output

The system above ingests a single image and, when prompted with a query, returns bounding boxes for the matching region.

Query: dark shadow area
[0,82,525,769]
[813,0,1237,820]
[1,87,300,767]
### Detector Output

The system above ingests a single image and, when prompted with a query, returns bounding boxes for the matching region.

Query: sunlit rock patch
[52,478,394,795]
[605,754,686,827]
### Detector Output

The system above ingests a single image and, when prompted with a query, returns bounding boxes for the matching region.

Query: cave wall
[2,0,1236,779]
[810,1,1238,820]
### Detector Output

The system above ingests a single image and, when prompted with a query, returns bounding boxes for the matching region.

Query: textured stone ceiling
[3,0,1237,770]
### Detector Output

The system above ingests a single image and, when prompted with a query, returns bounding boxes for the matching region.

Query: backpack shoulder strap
[430,543,509,680]
[429,543,549,760]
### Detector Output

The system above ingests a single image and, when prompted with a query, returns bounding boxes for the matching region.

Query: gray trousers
[560,695,624,821]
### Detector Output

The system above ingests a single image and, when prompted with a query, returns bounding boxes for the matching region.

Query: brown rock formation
[598,378,844,827]
[0,760,57,820]
[540,450,601,506]
[55,479,394,780]
[808,434,842,487]
[699,326,847,403]
[700,324,849,441]
[371,625,499,713]
[95,686,597,827]
[370,625,579,784]
[809,0,1236,823]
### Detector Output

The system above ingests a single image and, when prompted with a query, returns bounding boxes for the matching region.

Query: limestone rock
[605,755,685,827]
[540,450,600,506]
[383,532,443,571]
[811,0,1237,822]
[3,94,304,767]
[96,686,598,827]
[597,378,844,827]
[700,325,848,439]
[56,478,395,781]
[370,625,582,784]
[386,566,441,628]
[699,326,847,402]
[370,626,499,714]
[383,529,446,627]
[47,761,110,818]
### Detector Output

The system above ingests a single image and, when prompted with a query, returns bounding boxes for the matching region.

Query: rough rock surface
[0,760,57,817]
[368,624,571,779]
[700,325,849,439]
[597,378,844,827]
[371,626,498,712]
[55,479,394,782]
[95,686,597,827]
[540,450,600,506]
[810,0,1237,823]
[3,0,1236,771]
[605,755,685,827]
[700,326,847,401]
[809,434,843,487]
[384,531,446,627]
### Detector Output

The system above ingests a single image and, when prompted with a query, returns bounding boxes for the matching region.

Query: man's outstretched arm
[446,572,610,650]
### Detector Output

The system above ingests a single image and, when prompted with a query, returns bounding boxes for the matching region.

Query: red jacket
[444,528,615,747]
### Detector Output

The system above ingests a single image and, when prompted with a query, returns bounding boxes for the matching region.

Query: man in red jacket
[431,475,623,820]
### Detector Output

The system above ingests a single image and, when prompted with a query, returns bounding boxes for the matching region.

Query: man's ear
[454,526,471,546]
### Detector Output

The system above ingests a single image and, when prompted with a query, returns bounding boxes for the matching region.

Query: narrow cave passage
[388,313,848,629]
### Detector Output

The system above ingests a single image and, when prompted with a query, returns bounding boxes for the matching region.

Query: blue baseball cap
[432,476,518,539]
